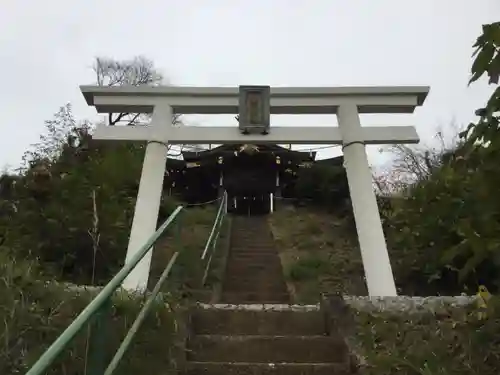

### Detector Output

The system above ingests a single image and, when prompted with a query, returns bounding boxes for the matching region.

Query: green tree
[294,163,350,211]
[383,22,500,294]
[0,56,182,285]
[0,107,143,283]
[461,22,500,148]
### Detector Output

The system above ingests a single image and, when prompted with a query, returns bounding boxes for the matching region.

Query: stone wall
[343,295,477,314]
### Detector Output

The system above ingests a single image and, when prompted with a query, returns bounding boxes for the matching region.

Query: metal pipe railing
[200,192,227,261]
[103,252,180,375]
[201,193,228,286]
[25,192,228,375]
[25,206,184,375]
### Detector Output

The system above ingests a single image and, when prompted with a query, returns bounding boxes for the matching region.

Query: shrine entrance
[168,143,318,211]
[82,84,429,296]
[232,194,271,216]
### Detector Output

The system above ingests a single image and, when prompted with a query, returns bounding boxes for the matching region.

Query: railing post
[86,299,112,375]
[175,209,182,251]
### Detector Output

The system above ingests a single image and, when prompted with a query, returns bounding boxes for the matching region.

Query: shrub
[385,145,500,295]
[294,163,350,211]
[0,251,182,375]
[0,127,187,286]
[354,299,500,375]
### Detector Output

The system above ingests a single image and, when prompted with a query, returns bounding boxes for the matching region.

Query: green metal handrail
[25,194,229,375]
[201,192,228,286]
[26,206,183,375]
[103,251,179,375]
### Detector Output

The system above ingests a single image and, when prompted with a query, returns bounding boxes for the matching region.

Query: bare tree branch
[93,56,184,126]
[93,56,205,152]
[374,124,463,196]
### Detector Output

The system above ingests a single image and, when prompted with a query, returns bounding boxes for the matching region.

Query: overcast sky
[1,0,499,170]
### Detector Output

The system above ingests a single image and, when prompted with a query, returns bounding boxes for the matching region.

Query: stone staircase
[220,215,290,304]
[183,215,357,375]
[186,304,356,375]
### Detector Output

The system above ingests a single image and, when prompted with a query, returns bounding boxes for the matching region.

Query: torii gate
[81,85,429,296]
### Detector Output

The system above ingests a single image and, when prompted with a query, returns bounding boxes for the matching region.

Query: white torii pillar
[122,105,172,291]
[81,85,429,296]
[337,104,396,296]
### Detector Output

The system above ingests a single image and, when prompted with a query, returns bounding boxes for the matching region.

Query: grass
[269,204,367,303]
[149,203,230,301]
[0,203,228,374]
[352,299,500,375]
[4,197,498,375]
[0,252,184,375]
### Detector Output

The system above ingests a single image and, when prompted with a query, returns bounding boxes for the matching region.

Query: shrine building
[165,143,343,215]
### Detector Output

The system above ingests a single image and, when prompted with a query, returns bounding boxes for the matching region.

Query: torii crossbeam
[81,85,429,297]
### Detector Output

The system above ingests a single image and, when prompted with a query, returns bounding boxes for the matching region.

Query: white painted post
[270,193,274,213]
[337,104,397,297]
[122,105,172,292]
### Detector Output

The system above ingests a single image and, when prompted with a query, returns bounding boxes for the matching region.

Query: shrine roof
[181,144,317,161]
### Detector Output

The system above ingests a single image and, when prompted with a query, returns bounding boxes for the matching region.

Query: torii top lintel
[80,85,429,115]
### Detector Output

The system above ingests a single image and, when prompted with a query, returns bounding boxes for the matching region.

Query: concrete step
[231,242,274,245]
[231,232,273,236]
[226,261,281,269]
[188,335,348,363]
[227,257,281,269]
[228,254,278,260]
[223,277,287,286]
[223,284,288,295]
[220,292,290,304]
[225,263,283,271]
[186,362,352,375]
[229,245,277,250]
[223,275,286,286]
[231,235,273,241]
[222,286,288,296]
[229,250,278,257]
[223,216,289,304]
[219,293,289,303]
[224,265,283,273]
[221,283,287,291]
[227,252,281,258]
[223,274,285,285]
[223,272,284,281]
[223,276,287,284]
[223,274,284,283]
[232,229,271,232]
[230,231,273,236]
[232,225,269,228]
[222,280,287,292]
[191,308,325,336]
[232,239,273,242]
[224,270,284,278]
[226,254,280,260]
[231,229,270,232]
[223,274,286,282]
[227,251,279,258]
